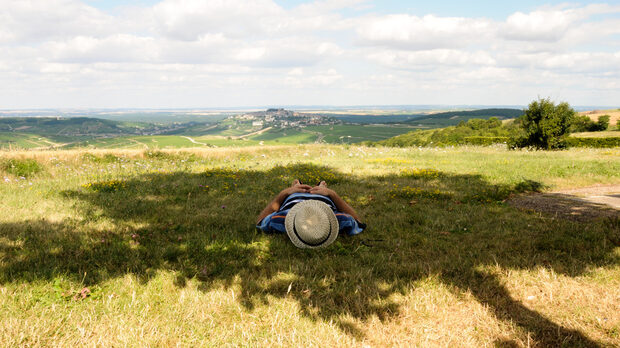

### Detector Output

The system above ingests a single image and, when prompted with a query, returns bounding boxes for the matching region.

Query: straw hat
[285,200,339,248]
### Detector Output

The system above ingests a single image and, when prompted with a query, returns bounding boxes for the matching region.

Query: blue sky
[87,0,609,18]
[86,0,620,20]
[1,0,620,108]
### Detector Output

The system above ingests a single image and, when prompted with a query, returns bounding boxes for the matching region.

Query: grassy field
[0,124,421,150]
[305,125,416,144]
[249,129,318,143]
[0,145,619,346]
[0,132,74,150]
[571,130,620,138]
[581,109,620,127]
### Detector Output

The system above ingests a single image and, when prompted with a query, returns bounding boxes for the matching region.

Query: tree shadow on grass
[1,163,618,346]
[508,192,620,222]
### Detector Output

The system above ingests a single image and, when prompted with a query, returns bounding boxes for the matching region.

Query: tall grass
[0,145,618,346]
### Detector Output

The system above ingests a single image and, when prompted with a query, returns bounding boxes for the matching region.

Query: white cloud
[45,35,159,63]
[0,0,619,107]
[501,4,620,43]
[366,49,496,69]
[357,14,492,50]
[285,69,342,87]
[150,0,283,40]
[0,0,115,43]
[502,10,577,42]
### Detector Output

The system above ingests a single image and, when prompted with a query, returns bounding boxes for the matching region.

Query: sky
[1,0,620,108]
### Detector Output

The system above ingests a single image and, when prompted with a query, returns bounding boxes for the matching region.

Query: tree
[511,98,575,150]
[570,115,595,133]
[594,115,610,131]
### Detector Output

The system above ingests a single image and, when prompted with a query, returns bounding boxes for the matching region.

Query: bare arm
[256,182,311,224]
[309,186,362,222]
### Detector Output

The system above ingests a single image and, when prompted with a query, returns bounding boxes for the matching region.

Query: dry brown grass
[1,145,619,346]
[580,109,620,126]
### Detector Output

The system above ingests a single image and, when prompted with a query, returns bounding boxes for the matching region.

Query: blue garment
[256,193,366,236]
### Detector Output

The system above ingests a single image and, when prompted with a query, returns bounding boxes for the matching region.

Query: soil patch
[508,185,620,222]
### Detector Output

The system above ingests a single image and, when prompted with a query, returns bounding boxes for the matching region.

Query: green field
[0,124,420,150]
[571,130,620,138]
[249,129,317,143]
[67,135,259,149]
[1,145,618,346]
[305,124,416,143]
[0,132,74,149]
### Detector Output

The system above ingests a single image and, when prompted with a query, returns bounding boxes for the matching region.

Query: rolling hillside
[402,108,523,127]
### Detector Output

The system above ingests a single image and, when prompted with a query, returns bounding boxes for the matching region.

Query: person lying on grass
[256,180,366,248]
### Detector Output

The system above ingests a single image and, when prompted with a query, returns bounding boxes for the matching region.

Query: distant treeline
[0,117,130,135]
[325,108,524,127]
[369,117,519,147]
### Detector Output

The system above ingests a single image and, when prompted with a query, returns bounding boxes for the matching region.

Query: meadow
[1,124,419,150]
[1,145,619,346]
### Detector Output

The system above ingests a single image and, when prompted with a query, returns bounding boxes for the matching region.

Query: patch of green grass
[1,158,44,177]
[251,129,317,143]
[306,124,415,143]
[0,145,618,346]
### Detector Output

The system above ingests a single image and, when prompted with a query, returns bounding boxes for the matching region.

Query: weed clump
[400,168,442,179]
[82,180,127,193]
[389,184,451,200]
[144,151,175,160]
[81,153,119,163]
[1,158,44,178]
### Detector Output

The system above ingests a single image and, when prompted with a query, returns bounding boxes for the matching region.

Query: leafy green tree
[511,98,575,150]
[570,115,595,133]
[594,115,610,131]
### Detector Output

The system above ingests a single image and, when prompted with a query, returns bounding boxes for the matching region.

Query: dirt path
[128,138,148,149]
[508,184,620,222]
[181,136,208,146]
[235,127,273,139]
[300,129,324,143]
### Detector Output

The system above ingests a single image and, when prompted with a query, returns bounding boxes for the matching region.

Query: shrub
[1,158,44,178]
[570,115,596,132]
[463,136,509,146]
[593,115,610,131]
[82,153,119,163]
[571,114,611,132]
[511,98,575,150]
[565,137,620,148]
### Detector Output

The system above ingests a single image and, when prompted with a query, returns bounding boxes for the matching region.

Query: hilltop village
[231,108,340,128]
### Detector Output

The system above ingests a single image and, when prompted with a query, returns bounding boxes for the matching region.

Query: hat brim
[285,200,339,249]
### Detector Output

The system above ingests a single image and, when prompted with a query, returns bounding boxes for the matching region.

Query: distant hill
[0,117,134,136]
[402,108,524,127]
[313,108,524,127]
[0,117,188,137]
[0,117,196,149]
[371,117,522,147]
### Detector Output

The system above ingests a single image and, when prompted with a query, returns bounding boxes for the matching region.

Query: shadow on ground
[1,163,618,346]
[509,192,620,222]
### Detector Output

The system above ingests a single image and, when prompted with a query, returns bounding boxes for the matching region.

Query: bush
[1,158,44,178]
[463,136,509,146]
[566,137,620,148]
[594,115,610,131]
[570,115,596,132]
[571,114,611,132]
[511,98,575,150]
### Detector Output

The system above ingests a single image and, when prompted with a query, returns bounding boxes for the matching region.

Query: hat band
[292,215,331,247]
